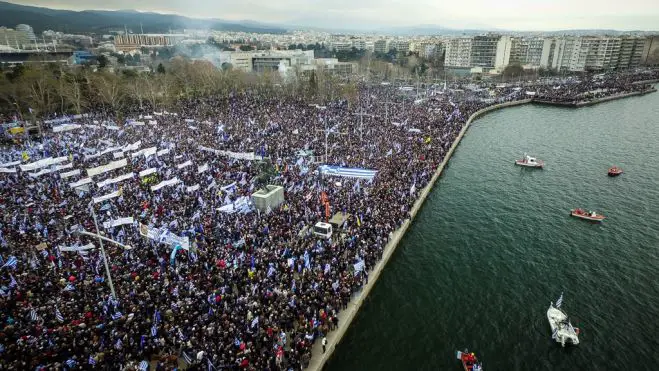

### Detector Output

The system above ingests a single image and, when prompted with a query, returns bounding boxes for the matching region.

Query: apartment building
[445,37,472,68]
[373,39,388,53]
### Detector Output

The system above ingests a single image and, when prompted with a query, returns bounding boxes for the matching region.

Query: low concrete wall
[306,98,532,371]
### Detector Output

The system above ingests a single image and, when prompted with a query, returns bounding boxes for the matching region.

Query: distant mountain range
[0,1,287,34]
[0,1,655,36]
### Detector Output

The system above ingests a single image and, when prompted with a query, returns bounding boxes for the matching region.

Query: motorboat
[608,167,623,176]
[456,349,483,371]
[570,208,605,222]
[515,155,544,168]
[547,293,580,347]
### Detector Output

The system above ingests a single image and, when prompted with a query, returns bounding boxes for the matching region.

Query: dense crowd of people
[0,70,656,370]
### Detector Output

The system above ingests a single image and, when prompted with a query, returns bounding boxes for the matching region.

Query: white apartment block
[331,41,353,52]
[389,40,410,54]
[445,37,473,68]
[373,39,388,53]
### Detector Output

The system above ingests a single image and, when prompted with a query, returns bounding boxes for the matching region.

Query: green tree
[239,45,254,51]
[157,63,166,74]
[97,55,109,69]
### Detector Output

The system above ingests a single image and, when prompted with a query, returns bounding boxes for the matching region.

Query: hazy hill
[0,1,287,34]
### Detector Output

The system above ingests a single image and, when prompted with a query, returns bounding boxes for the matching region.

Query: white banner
[103,217,134,229]
[20,156,67,172]
[139,168,157,177]
[0,160,21,168]
[197,164,208,173]
[52,124,82,133]
[103,124,120,130]
[0,167,17,173]
[112,151,124,159]
[186,184,200,192]
[93,190,121,204]
[87,159,127,177]
[54,163,73,171]
[151,178,179,191]
[199,146,262,161]
[123,140,141,152]
[148,120,158,126]
[60,169,81,179]
[144,147,157,158]
[59,243,95,252]
[70,177,92,188]
[156,148,170,156]
[97,172,134,188]
[176,160,192,169]
[29,168,54,178]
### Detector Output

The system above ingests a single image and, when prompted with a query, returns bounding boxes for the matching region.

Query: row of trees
[0,58,359,120]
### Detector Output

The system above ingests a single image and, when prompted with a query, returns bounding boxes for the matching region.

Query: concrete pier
[305,98,532,371]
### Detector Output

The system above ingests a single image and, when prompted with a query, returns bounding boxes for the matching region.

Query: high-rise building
[640,36,659,67]
[444,37,472,68]
[616,37,646,69]
[0,26,31,50]
[470,35,500,69]
[16,24,36,41]
[373,40,388,54]
[389,40,410,54]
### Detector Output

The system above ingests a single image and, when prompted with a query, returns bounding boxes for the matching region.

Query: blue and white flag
[30,308,38,321]
[88,355,96,365]
[63,283,76,291]
[111,312,123,320]
[178,328,186,341]
[555,292,563,308]
[115,338,123,349]
[65,359,77,368]
[138,360,149,370]
[182,351,193,364]
[55,307,64,322]
[1,256,17,269]
[8,275,17,288]
[151,324,158,337]
[250,316,259,328]
[354,260,365,274]
[552,327,558,339]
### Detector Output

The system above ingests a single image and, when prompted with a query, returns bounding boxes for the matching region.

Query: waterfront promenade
[307,85,657,370]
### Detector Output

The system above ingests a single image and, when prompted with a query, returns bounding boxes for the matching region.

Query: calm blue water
[326,90,659,371]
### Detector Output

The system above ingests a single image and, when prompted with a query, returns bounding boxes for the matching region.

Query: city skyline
[4,0,659,32]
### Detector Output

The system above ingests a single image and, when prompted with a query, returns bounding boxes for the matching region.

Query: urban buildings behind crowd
[1,21,658,74]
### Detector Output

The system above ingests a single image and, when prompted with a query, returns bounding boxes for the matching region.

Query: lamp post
[75,203,133,299]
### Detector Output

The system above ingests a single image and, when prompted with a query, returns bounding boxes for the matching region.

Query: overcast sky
[7,0,659,31]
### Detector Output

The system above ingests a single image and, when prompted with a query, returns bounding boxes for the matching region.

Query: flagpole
[89,202,117,299]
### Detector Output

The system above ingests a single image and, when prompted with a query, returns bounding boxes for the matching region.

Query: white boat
[515,154,544,168]
[547,293,580,347]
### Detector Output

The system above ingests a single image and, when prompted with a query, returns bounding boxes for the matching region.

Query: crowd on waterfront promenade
[0,71,656,370]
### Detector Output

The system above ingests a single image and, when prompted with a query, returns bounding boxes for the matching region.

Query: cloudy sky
[7,0,659,31]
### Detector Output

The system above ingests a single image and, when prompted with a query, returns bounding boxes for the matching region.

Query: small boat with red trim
[456,349,483,371]
[570,208,605,222]
[608,167,623,176]
[515,154,544,168]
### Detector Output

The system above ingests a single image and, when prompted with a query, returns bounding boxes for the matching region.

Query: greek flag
[55,308,64,322]
[182,351,193,364]
[354,260,365,274]
[552,327,558,339]
[111,312,123,320]
[115,338,123,349]
[234,338,241,346]
[8,275,17,288]
[1,256,17,269]
[88,355,96,365]
[63,283,75,291]
[556,292,563,308]
[138,360,149,370]
[178,328,186,341]
[251,316,259,328]
[40,250,49,258]
[151,324,158,337]
[267,264,276,277]
[30,308,38,321]
[65,359,77,368]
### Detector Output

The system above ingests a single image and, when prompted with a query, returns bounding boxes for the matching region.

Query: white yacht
[547,293,580,347]
[515,154,544,168]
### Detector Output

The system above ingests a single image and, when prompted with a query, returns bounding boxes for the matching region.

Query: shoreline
[305,98,532,371]
[532,88,657,108]
[305,85,658,370]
